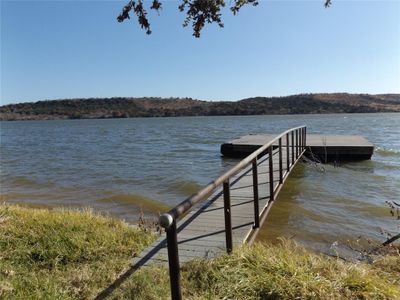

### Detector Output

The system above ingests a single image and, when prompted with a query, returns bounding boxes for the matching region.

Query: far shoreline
[1,111,400,122]
[1,93,399,121]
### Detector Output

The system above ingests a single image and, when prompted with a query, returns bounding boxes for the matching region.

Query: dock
[221,134,374,162]
[104,126,308,300]
[134,146,295,266]
[101,127,375,300]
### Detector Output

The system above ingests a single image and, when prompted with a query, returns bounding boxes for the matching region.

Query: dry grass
[1,203,399,299]
[0,204,156,299]
[113,239,400,299]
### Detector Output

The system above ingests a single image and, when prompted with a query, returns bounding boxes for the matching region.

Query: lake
[1,113,399,253]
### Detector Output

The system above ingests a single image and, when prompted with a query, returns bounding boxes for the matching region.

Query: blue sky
[1,0,399,105]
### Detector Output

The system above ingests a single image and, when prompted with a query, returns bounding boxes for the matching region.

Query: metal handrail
[159,125,306,227]
[159,125,307,300]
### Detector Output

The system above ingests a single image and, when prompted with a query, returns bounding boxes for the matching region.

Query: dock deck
[95,127,308,299]
[221,134,374,162]
[134,147,292,265]
[95,127,376,299]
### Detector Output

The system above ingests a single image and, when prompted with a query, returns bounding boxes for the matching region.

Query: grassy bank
[0,204,156,299]
[1,204,399,299]
[115,240,399,299]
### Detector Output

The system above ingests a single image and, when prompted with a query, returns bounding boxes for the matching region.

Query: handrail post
[295,130,299,158]
[298,128,300,155]
[252,159,260,228]
[278,138,283,184]
[291,131,294,164]
[223,180,233,253]
[300,127,303,151]
[286,133,290,172]
[268,146,274,202]
[304,127,307,151]
[166,219,182,300]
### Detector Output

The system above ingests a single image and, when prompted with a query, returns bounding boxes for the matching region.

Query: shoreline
[1,93,399,121]
[1,203,399,299]
[2,110,400,122]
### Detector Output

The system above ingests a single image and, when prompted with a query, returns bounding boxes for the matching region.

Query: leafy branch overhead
[117,0,333,38]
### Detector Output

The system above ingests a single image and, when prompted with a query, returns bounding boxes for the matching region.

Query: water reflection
[256,165,305,243]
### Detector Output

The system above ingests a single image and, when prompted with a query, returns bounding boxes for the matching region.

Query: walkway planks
[133,146,301,266]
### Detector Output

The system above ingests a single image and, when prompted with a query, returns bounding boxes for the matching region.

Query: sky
[1,0,400,105]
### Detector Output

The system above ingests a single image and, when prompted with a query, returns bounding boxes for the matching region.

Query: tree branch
[117,0,333,37]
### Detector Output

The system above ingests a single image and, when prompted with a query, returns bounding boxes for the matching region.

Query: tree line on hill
[0,93,399,121]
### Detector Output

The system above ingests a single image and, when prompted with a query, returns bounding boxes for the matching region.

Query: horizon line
[2,91,400,106]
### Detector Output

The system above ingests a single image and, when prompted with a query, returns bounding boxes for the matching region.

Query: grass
[113,240,400,299]
[1,204,399,299]
[0,204,156,299]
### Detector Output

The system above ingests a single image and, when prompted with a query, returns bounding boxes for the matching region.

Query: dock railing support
[278,138,283,184]
[252,159,260,228]
[165,220,181,300]
[291,131,295,164]
[158,125,306,300]
[300,129,303,153]
[268,146,274,202]
[223,180,233,253]
[286,133,290,172]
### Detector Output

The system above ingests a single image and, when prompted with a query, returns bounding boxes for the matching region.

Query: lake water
[1,113,399,253]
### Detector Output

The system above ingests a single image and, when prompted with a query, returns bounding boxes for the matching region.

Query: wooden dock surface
[134,147,295,266]
[132,131,372,269]
[221,134,374,162]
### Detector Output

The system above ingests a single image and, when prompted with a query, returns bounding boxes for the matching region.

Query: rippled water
[1,113,399,251]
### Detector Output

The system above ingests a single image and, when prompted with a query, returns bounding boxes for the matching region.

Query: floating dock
[96,140,299,299]
[99,127,373,299]
[130,127,308,270]
[134,146,294,266]
[221,134,374,162]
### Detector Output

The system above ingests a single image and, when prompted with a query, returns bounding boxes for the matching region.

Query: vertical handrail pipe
[286,133,290,172]
[291,131,295,164]
[297,129,299,155]
[165,220,181,300]
[299,129,302,155]
[268,146,274,202]
[278,138,283,184]
[304,127,307,150]
[252,159,260,229]
[223,180,233,253]
[301,128,304,151]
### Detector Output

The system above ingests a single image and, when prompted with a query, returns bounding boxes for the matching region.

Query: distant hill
[1,93,399,121]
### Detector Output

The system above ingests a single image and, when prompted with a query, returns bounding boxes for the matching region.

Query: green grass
[0,204,156,299]
[113,240,400,299]
[1,204,399,300]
